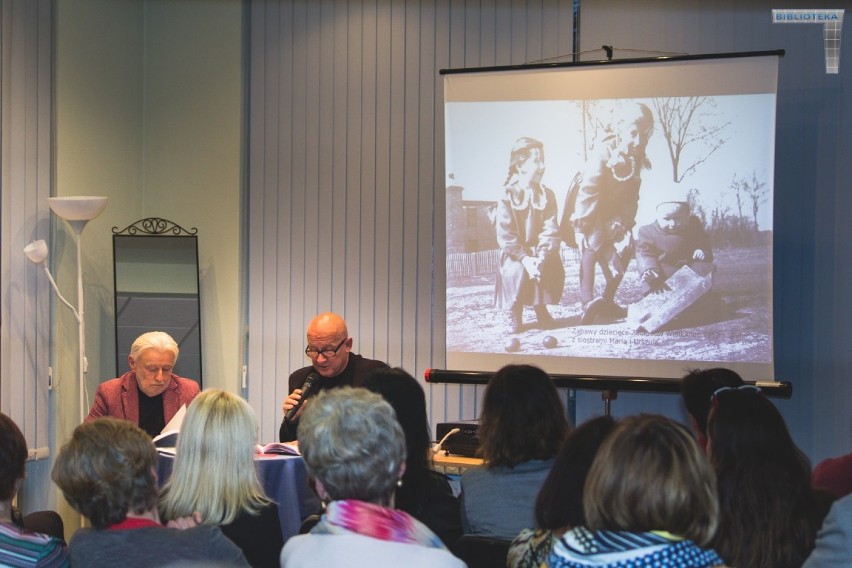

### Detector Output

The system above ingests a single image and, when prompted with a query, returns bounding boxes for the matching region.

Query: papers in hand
[256,441,300,456]
[153,404,187,449]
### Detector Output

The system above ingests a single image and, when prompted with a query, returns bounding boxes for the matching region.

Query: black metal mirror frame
[112,218,202,386]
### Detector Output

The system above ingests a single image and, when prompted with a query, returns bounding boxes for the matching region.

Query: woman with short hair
[460,364,571,539]
[51,418,248,567]
[158,389,283,567]
[548,414,724,567]
[280,387,464,568]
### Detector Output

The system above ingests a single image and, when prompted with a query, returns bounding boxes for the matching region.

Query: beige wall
[44,0,243,535]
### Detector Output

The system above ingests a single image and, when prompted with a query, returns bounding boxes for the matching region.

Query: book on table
[153,404,187,450]
[256,441,300,456]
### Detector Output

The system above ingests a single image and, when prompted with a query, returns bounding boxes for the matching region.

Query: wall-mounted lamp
[24,196,108,422]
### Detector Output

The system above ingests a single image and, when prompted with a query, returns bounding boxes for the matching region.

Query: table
[432,452,483,475]
[157,452,321,541]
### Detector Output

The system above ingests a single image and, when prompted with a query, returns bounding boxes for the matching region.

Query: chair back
[453,534,512,568]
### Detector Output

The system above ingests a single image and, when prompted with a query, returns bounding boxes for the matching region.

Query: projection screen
[444,52,779,380]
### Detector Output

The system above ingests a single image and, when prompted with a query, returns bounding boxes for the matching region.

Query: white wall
[40,0,243,535]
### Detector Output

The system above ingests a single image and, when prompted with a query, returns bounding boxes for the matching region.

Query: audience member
[812,451,852,499]
[508,415,616,568]
[280,388,464,567]
[52,418,249,567]
[159,389,283,567]
[548,414,724,568]
[86,331,200,437]
[363,368,462,547]
[460,364,571,539]
[279,312,388,442]
[802,493,852,568]
[0,413,68,567]
[11,507,64,544]
[707,385,835,568]
[680,367,744,451]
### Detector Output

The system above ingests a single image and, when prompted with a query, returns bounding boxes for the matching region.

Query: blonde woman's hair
[130,331,179,362]
[158,389,270,525]
[583,414,719,546]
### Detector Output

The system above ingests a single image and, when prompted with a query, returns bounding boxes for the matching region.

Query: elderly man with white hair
[85,331,199,437]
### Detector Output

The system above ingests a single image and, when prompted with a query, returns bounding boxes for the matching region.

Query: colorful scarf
[548,526,724,568]
[311,499,447,550]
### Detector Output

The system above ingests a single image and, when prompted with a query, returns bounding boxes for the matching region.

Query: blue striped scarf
[548,526,724,568]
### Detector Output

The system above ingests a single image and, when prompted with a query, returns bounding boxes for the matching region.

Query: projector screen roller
[443,53,779,380]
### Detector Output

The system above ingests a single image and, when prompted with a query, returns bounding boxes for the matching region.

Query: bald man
[279,313,388,442]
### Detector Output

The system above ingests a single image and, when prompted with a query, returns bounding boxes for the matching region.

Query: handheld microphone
[432,427,460,454]
[284,372,319,422]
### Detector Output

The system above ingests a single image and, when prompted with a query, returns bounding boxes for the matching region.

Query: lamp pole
[24,196,108,423]
[73,225,87,422]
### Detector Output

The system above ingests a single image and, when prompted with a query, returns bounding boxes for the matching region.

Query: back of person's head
[52,418,157,529]
[130,330,179,361]
[298,387,405,505]
[479,364,570,468]
[708,386,808,474]
[584,414,718,546]
[362,367,431,508]
[707,387,817,568]
[0,413,28,501]
[535,415,616,531]
[681,367,744,438]
[159,389,268,525]
[363,367,430,470]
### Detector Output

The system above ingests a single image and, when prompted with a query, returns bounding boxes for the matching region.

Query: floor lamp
[24,196,108,423]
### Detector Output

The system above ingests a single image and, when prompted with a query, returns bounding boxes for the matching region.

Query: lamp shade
[47,196,108,221]
[23,240,49,264]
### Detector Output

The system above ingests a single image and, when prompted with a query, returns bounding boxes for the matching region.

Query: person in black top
[363,367,463,548]
[279,313,387,442]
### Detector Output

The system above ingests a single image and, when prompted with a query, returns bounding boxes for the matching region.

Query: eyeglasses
[710,384,762,408]
[305,338,348,359]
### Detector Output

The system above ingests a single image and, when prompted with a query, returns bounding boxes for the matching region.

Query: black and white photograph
[444,58,776,377]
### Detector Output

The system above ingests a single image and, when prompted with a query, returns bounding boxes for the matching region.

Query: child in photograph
[636,201,714,296]
[564,102,654,324]
[494,137,564,333]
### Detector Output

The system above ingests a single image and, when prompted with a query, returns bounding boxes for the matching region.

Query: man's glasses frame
[305,338,348,359]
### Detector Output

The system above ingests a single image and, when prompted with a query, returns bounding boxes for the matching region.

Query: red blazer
[85,371,200,427]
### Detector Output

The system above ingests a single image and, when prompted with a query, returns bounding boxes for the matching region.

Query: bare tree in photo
[710,191,731,233]
[652,96,732,183]
[731,174,745,219]
[743,171,769,231]
[575,100,606,162]
[685,187,707,226]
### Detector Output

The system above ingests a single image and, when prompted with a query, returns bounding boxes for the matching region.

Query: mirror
[113,218,202,385]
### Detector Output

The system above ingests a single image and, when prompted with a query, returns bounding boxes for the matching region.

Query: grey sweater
[69,524,250,567]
